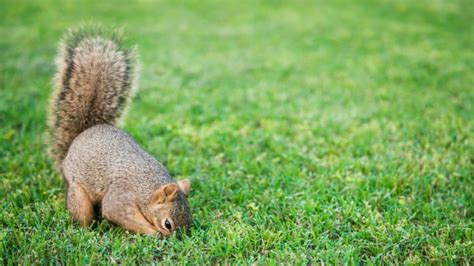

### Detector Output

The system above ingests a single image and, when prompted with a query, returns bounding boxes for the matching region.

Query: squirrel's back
[48,26,136,165]
[63,124,173,202]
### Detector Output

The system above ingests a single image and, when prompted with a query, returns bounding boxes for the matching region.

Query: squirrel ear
[178,179,191,195]
[163,183,178,202]
[151,183,178,204]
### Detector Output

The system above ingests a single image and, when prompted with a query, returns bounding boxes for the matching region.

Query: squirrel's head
[146,180,192,237]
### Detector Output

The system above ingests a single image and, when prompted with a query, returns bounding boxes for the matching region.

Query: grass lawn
[1,0,473,263]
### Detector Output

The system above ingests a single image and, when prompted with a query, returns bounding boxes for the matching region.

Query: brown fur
[48,27,192,236]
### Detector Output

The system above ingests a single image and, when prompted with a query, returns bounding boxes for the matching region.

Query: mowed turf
[0,0,473,263]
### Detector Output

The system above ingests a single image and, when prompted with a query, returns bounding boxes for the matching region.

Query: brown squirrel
[47,26,192,236]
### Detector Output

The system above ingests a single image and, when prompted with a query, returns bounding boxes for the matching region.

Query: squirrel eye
[164,219,172,231]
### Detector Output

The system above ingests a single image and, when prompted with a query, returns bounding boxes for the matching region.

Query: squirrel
[47,26,192,236]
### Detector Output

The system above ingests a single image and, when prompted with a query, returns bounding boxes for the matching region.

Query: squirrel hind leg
[67,182,94,226]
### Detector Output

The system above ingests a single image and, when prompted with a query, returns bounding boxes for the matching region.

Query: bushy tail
[48,26,137,164]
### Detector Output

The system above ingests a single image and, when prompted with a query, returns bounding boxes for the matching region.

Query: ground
[0,0,473,264]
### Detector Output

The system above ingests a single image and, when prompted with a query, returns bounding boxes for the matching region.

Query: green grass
[1,0,473,264]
